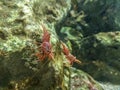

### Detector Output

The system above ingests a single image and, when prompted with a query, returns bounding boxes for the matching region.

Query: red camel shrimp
[35,25,54,61]
[61,42,81,65]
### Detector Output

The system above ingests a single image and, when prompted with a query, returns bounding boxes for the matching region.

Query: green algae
[0,0,104,90]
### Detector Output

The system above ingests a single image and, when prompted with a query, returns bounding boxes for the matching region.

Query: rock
[70,67,103,90]
[79,31,120,84]
[57,0,120,85]
[76,0,120,36]
[0,0,103,90]
[0,0,71,89]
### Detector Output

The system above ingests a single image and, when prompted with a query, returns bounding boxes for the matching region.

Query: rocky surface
[79,32,120,84]
[70,67,103,90]
[0,0,103,90]
[58,0,120,86]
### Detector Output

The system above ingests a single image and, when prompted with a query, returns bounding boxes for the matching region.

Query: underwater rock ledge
[0,0,103,90]
[79,31,120,84]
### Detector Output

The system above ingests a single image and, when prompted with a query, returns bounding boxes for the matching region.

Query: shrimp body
[35,25,54,61]
[62,42,81,65]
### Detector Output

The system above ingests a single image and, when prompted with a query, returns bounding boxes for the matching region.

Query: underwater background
[0,0,120,90]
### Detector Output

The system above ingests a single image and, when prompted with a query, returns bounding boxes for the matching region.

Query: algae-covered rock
[0,0,71,89]
[76,0,120,36]
[79,31,120,84]
[0,0,103,90]
[57,0,120,85]
[70,67,103,90]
